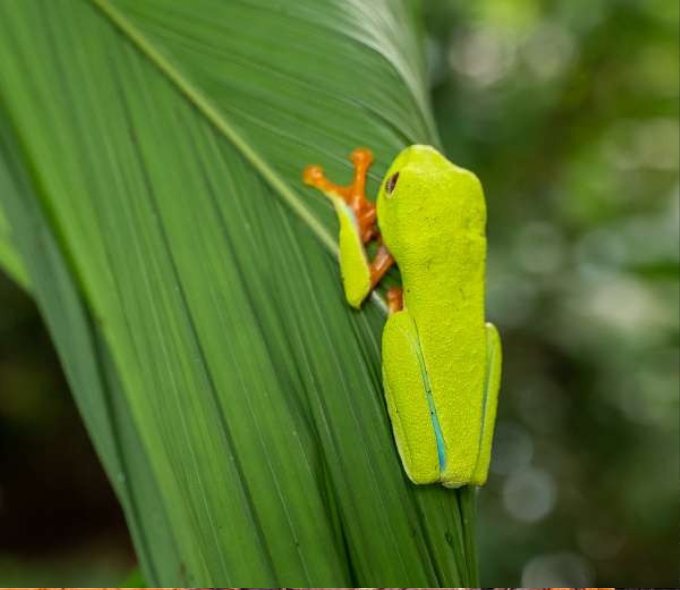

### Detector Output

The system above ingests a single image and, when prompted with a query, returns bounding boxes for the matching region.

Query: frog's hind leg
[470,322,502,486]
[382,309,442,484]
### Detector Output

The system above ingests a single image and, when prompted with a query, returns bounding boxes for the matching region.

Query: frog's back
[404,236,488,487]
[377,146,490,487]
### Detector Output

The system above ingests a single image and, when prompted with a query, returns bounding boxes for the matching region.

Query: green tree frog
[303,145,502,487]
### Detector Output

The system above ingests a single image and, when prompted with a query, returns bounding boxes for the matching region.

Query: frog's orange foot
[348,148,373,200]
[302,164,351,199]
[386,286,403,313]
[303,148,377,243]
[350,147,373,164]
[302,164,324,186]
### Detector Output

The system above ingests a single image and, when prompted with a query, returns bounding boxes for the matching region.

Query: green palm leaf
[0,0,478,586]
[0,199,28,290]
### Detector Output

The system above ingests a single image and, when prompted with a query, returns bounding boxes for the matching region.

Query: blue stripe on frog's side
[429,396,446,471]
[412,319,447,472]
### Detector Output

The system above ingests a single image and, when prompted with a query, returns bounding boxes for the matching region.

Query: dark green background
[0,0,677,585]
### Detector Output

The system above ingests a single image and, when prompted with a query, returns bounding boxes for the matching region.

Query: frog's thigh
[333,199,371,308]
[471,322,502,486]
[382,311,440,484]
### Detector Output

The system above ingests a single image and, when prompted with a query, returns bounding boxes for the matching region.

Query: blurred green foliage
[0,0,677,585]
[0,273,134,584]
[424,0,679,585]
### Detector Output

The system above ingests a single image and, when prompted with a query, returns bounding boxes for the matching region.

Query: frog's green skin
[377,145,502,487]
[304,145,502,487]
[328,196,372,308]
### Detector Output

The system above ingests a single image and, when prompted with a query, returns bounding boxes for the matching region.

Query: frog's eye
[385,172,400,197]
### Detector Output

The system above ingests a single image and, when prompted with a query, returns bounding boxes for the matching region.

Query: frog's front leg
[470,322,502,486]
[303,149,394,307]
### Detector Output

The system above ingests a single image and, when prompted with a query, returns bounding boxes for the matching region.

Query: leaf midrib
[88,0,389,315]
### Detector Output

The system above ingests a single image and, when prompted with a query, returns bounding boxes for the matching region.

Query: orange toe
[350,147,374,167]
[302,164,325,186]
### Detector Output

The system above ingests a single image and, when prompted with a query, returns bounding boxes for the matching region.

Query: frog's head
[376,145,486,262]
